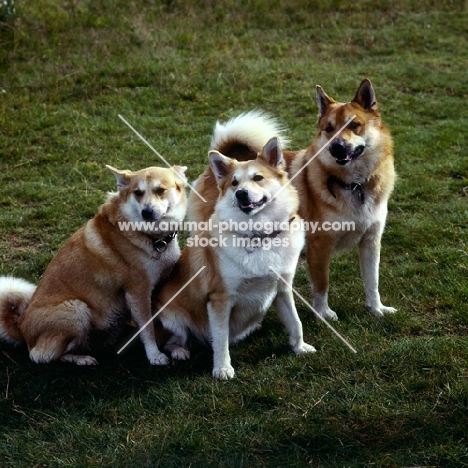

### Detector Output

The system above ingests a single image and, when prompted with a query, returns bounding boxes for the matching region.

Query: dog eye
[253,175,263,182]
[134,189,144,197]
[326,124,334,133]
[232,179,239,186]
[155,188,166,196]
[349,121,360,130]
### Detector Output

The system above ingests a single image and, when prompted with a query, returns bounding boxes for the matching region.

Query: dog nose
[141,206,154,221]
[235,189,249,203]
[329,141,348,160]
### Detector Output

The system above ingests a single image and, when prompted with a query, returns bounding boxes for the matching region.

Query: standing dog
[154,136,315,380]
[0,165,187,365]
[188,80,396,321]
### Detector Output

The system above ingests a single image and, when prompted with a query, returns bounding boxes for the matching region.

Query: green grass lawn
[1,0,468,466]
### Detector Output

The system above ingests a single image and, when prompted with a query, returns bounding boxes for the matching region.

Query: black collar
[250,229,282,241]
[249,216,296,240]
[327,176,365,204]
[241,217,296,253]
[148,231,177,253]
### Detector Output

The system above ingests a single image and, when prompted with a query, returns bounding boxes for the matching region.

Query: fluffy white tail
[0,276,36,344]
[210,110,289,156]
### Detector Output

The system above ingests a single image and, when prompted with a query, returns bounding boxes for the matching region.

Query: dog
[0,164,187,365]
[286,78,396,320]
[153,133,315,380]
[188,80,396,321]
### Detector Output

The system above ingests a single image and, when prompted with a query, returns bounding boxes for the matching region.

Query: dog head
[315,79,384,167]
[106,164,187,225]
[209,137,290,217]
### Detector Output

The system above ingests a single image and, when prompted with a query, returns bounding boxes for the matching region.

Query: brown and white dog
[287,79,396,320]
[188,80,396,321]
[0,164,187,365]
[154,133,315,380]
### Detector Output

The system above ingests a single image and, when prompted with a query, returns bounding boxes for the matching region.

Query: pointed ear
[106,165,132,190]
[172,165,188,186]
[316,85,336,118]
[260,137,283,168]
[352,78,378,111]
[209,151,232,183]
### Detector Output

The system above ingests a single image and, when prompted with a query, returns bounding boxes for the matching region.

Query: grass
[1,0,468,466]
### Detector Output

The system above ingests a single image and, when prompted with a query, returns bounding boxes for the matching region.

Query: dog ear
[106,165,132,190]
[209,151,232,181]
[171,166,188,186]
[260,137,283,168]
[209,151,232,184]
[352,78,378,111]
[316,85,335,118]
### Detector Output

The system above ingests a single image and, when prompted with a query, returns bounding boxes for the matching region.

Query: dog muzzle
[329,141,365,166]
[235,189,267,214]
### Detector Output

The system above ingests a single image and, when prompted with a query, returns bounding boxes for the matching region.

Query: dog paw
[60,354,98,366]
[212,365,235,380]
[368,305,397,317]
[171,347,190,361]
[317,308,339,321]
[148,352,170,366]
[293,342,317,354]
[76,355,98,366]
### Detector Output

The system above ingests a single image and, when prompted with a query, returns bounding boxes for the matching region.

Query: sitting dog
[285,79,397,319]
[154,135,315,380]
[0,164,187,365]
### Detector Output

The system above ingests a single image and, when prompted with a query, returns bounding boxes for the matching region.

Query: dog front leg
[306,236,338,321]
[274,273,316,355]
[207,293,234,380]
[358,232,397,317]
[126,290,169,365]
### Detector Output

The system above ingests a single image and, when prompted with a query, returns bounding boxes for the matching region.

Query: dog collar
[327,176,365,204]
[242,217,296,253]
[249,216,296,241]
[250,230,281,241]
[150,231,177,253]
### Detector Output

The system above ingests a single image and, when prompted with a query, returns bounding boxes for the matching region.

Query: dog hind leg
[29,338,66,363]
[29,338,97,365]
[165,332,190,361]
[24,300,96,365]
[60,353,98,365]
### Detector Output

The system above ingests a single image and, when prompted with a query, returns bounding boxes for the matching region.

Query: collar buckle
[151,231,177,253]
[327,176,365,204]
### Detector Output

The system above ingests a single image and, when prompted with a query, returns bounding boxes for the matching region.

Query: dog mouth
[330,143,365,166]
[238,196,268,214]
[336,157,354,166]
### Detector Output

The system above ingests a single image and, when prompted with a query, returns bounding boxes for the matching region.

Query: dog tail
[210,110,289,160]
[0,276,36,345]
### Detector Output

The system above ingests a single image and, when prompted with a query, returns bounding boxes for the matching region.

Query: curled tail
[0,276,36,344]
[210,110,289,160]
[188,110,290,224]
